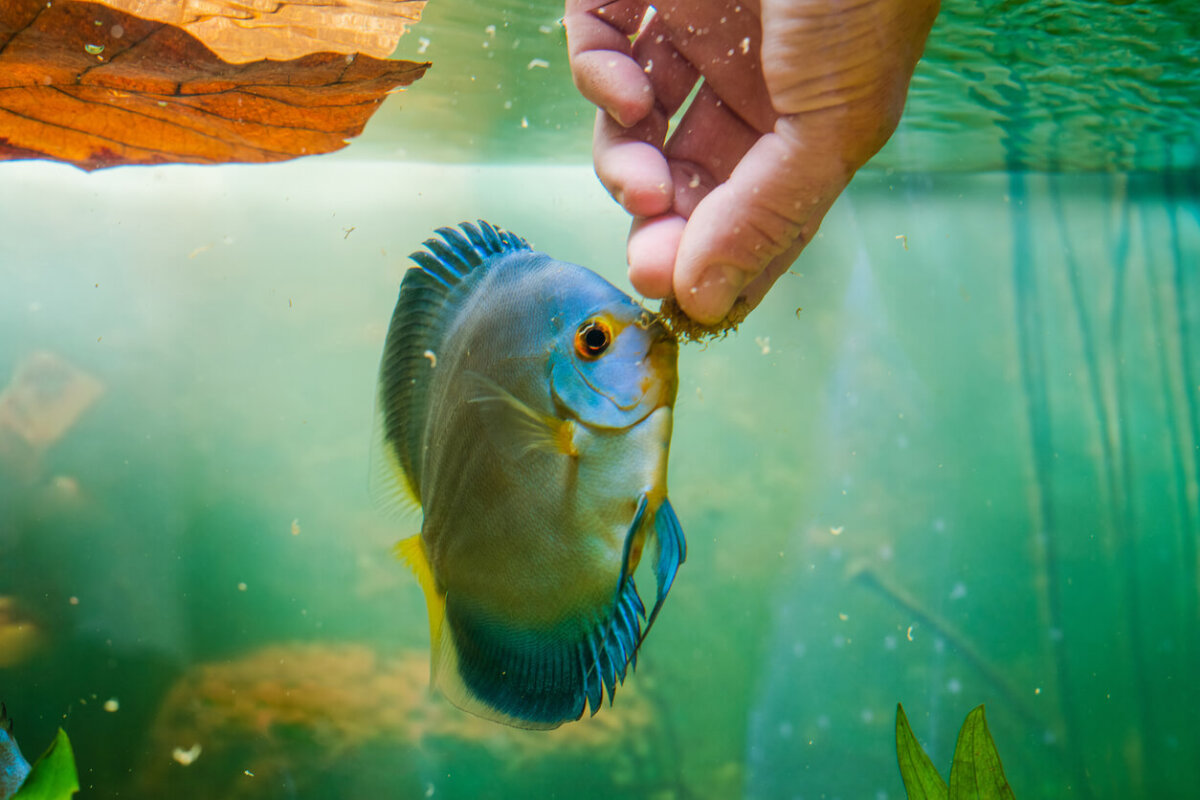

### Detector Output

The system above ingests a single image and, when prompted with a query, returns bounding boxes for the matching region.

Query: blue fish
[376,221,686,729]
[0,704,30,800]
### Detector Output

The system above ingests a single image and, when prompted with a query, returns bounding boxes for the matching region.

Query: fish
[0,704,31,800]
[376,220,686,730]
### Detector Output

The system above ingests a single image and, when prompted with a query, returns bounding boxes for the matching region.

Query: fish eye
[574,320,612,359]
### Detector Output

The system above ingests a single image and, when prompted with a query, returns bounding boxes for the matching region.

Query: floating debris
[172,744,202,766]
[527,58,549,69]
[104,698,120,712]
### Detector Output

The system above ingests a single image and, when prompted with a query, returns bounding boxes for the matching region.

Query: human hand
[564,0,939,325]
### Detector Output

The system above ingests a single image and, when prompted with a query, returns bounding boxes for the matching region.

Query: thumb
[671,128,850,324]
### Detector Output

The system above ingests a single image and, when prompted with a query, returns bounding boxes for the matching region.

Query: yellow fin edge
[396,534,446,679]
[394,534,567,729]
[369,408,422,517]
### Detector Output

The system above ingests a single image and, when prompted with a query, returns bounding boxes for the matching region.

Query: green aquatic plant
[896,704,1015,800]
[10,730,78,800]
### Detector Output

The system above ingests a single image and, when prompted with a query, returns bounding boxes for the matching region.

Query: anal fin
[434,578,646,729]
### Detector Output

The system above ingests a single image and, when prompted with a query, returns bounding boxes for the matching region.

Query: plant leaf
[896,703,949,800]
[11,729,78,800]
[948,705,1016,800]
[0,0,429,171]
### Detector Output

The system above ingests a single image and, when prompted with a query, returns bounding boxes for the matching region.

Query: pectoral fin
[644,498,687,637]
[463,371,579,458]
[615,494,685,649]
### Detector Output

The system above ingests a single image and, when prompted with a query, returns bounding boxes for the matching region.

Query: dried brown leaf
[96,0,426,63]
[0,0,429,170]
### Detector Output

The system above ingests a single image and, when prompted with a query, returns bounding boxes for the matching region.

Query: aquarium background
[1,0,1198,798]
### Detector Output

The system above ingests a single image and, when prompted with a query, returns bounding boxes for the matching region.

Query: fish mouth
[640,323,678,409]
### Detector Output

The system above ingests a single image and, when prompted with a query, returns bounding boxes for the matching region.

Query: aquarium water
[1,0,1198,797]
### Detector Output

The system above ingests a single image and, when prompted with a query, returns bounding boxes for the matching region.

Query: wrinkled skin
[564,0,940,324]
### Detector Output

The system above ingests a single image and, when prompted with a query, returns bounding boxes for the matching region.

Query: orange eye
[575,320,612,359]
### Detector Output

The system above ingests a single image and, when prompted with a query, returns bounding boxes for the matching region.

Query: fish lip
[642,328,678,406]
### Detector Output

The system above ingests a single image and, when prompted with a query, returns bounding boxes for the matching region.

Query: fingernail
[605,105,631,128]
[691,264,748,323]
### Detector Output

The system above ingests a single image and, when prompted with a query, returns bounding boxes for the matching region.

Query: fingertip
[622,175,674,217]
[675,262,751,325]
[594,119,673,217]
[571,50,655,127]
[671,196,760,325]
[627,215,684,299]
[608,83,656,129]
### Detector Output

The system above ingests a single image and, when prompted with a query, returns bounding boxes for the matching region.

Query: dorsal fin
[375,221,530,504]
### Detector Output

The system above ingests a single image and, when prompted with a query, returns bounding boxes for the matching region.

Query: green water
[371,0,1200,171]
[1,1,1199,799]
